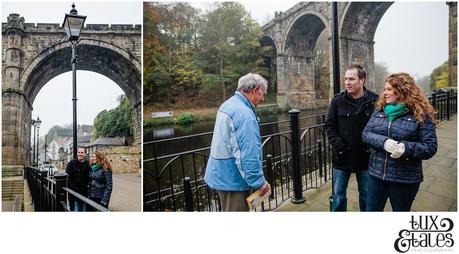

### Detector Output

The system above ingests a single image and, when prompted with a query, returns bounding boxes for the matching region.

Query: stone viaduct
[262,2,457,109]
[2,14,141,172]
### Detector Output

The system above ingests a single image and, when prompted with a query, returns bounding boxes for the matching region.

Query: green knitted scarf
[91,163,102,171]
[384,103,406,122]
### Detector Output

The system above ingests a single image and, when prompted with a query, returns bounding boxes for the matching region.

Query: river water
[143,108,328,210]
[144,109,326,158]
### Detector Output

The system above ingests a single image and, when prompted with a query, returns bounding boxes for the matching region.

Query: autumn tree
[430,61,448,89]
[143,2,202,105]
[197,2,264,102]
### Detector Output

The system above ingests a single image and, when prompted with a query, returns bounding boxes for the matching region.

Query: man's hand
[258,182,271,196]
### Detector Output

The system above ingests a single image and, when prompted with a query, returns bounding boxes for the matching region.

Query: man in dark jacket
[65,147,91,211]
[325,64,378,211]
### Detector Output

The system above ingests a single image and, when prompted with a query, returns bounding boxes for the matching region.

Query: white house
[48,137,71,161]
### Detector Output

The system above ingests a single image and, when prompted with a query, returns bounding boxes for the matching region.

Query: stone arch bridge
[262,2,456,109]
[2,14,141,170]
[262,2,392,109]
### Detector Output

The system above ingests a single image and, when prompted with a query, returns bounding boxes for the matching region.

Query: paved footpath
[277,116,457,212]
[108,173,141,212]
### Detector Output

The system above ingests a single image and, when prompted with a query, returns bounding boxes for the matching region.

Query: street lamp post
[330,1,340,211]
[62,3,86,160]
[31,119,36,166]
[331,2,341,95]
[36,116,42,166]
[44,134,48,164]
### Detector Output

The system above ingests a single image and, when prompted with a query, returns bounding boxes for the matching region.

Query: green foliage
[430,61,449,89]
[143,2,270,107]
[143,2,202,105]
[197,2,264,102]
[93,96,132,138]
[434,70,449,89]
[143,117,175,127]
[255,104,279,115]
[143,113,216,127]
[176,112,194,125]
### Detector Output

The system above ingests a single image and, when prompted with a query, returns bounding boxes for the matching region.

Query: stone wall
[263,2,393,108]
[448,2,457,88]
[103,146,141,174]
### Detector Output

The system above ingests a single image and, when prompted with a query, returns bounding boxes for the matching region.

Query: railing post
[447,90,451,120]
[317,140,324,178]
[432,91,437,120]
[289,109,305,204]
[54,172,68,212]
[454,90,457,116]
[30,168,38,211]
[183,177,194,212]
[452,90,456,116]
[266,154,275,199]
[38,171,47,211]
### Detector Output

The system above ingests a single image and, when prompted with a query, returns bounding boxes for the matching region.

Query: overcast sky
[2,1,142,137]
[373,2,448,79]
[2,1,449,137]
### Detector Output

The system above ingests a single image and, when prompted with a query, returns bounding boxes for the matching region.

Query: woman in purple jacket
[362,73,437,211]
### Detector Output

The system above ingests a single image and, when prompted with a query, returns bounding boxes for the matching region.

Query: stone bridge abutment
[2,14,141,169]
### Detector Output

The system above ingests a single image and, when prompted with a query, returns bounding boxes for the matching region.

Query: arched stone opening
[278,12,329,109]
[339,2,393,91]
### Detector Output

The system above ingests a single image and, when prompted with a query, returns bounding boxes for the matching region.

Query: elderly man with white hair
[204,73,271,211]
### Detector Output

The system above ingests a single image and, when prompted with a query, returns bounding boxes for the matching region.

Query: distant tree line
[93,95,132,139]
[430,61,449,89]
[143,2,274,108]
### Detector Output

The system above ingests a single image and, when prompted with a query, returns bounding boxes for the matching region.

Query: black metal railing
[144,88,457,212]
[429,88,457,122]
[24,166,109,212]
[143,110,330,211]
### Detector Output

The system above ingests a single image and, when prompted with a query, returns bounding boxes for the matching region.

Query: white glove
[384,139,399,154]
[390,142,405,159]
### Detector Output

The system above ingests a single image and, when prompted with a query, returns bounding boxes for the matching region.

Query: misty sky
[2,1,449,137]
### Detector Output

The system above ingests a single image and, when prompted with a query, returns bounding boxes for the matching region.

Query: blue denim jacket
[204,91,266,191]
[362,109,437,183]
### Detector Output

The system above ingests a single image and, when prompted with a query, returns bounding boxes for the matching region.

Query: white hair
[237,73,268,92]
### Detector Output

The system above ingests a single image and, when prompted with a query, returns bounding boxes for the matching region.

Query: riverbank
[144,103,279,127]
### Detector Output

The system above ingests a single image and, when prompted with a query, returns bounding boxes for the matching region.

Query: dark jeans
[366,175,420,211]
[86,197,108,212]
[68,196,86,212]
[332,168,369,211]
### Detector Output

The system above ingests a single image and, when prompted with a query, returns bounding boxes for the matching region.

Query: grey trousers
[217,190,251,211]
